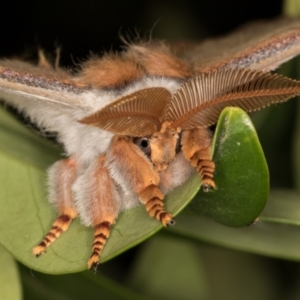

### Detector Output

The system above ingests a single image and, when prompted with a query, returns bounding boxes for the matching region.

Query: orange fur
[181,128,216,189]
[75,42,194,89]
[110,136,160,193]
[88,155,118,225]
[76,54,143,88]
[109,136,174,226]
[32,158,78,256]
[150,122,179,171]
[181,128,212,161]
[126,43,193,78]
[54,158,78,212]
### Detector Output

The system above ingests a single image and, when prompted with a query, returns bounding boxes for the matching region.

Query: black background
[0,0,282,66]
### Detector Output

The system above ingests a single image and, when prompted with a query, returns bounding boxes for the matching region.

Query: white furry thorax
[64,76,183,168]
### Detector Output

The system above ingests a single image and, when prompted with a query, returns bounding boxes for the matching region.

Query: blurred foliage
[2,0,300,300]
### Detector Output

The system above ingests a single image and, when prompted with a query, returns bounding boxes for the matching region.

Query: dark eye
[133,137,151,157]
[176,132,182,153]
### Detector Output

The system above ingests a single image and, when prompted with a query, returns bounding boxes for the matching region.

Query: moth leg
[139,184,175,226]
[32,157,78,256]
[108,136,175,226]
[181,128,216,191]
[74,155,119,270]
[88,220,115,270]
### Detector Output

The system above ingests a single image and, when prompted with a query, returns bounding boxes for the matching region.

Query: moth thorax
[149,122,180,172]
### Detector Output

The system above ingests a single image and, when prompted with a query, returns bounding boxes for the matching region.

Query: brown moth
[1,17,300,270]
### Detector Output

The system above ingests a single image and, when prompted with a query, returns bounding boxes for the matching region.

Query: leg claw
[202,179,216,192]
[167,218,176,226]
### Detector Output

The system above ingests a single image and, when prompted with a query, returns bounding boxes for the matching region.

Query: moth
[1,17,300,270]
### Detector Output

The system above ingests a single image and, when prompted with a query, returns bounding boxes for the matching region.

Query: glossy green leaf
[190,107,269,227]
[171,190,300,261]
[0,245,22,300]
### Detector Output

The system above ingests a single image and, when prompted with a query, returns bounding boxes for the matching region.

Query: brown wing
[164,68,300,129]
[0,60,87,110]
[80,88,171,137]
[182,17,300,72]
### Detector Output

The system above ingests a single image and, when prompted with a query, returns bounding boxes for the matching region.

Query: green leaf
[0,245,22,300]
[0,106,200,274]
[190,107,269,227]
[170,190,300,261]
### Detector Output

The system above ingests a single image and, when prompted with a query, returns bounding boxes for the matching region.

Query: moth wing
[80,87,171,137]
[182,17,300,72]
[0,60,89,113]
[165,68,300,129]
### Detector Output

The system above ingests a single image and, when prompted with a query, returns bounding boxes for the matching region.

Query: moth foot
[158,211,175,227]
[166,218,176,227]
[202,179,216,192]
[87,221,113,269]
[32,245,46,257]
[145,200,174,226]
[32,210,77,258]
[87,254,100,270]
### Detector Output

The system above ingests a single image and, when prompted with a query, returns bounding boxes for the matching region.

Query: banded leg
[108,136,174,227]
[88,220,114,270]
[181,128,216,191]
[72,155,119,269]
[32,157,78,256]
[139,184,175,226]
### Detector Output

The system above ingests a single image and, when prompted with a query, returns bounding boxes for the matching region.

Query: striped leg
[32,208,77,256]
[181,128,216,191]
[139,184,175,226]
[108,136,174,227]
[88,221,113,270]
[33,158,78,256]
[73,155,119,270]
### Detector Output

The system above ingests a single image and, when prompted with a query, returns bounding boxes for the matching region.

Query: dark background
[1,0,282,66]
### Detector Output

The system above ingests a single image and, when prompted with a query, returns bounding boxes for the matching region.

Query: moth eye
[176,132,182,153]
[134,137,151,157]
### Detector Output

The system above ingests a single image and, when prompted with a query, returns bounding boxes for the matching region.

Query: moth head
[133,122,180,171]
[80,68,300,170]
[149,122,180,171]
